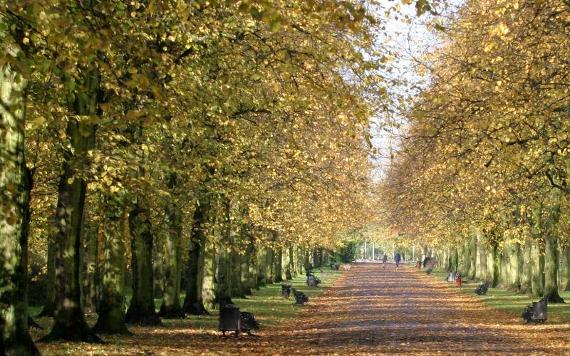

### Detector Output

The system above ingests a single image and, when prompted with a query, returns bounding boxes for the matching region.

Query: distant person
[382,253,388,268]
[394,252,401,268]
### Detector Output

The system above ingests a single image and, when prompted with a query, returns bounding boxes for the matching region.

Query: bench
[522,298,547,323]
[306,273,321,287]
[219,304,260,336]
[239,311,260,335]
[281,283,292,298]
[292,288,309,305]
[474,282,489,296]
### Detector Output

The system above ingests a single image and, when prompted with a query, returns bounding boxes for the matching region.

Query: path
[268,263,570,354]
[36,264,570,355]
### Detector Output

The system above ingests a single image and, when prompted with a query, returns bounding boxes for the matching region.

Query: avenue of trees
[1,0,437,354]
[382,0,570,301]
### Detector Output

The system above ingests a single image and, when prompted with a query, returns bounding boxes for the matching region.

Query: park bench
[292,288,309,305]
[474,282,489,295]
[306,273,321,287]
[522,298,547,323]
[219,303,260,336]
[281,283,292,298]
[239,311,260,335]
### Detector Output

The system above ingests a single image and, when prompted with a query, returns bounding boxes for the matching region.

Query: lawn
[423,269,570,323]
[30,267,343,353]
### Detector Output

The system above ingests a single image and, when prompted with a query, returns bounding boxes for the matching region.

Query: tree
[0,48,38,356]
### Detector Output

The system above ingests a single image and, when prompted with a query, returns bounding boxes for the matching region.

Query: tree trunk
[82,218,99,314]
[542,190,564,303]
[239,230,255,295]
[153,233,164,300]
[183,200,209,315]
[459,242,470,277]
[159,176,184,318]
[44,70,101,342]
[468,232,477,280]
[0,63,38,354]
[509,243,521,292]
[487,244,499,287]
[544,234,564,303]
[38,235,56,317]
[125,202,160,325]
[565,247,570,291]
[284,246,292,280]
[215,199,233,306]
[93,197,130,334]
[274,248,284,283]
[531,240,544,298]
[266,248,275,284]
[520,238,532,294]
[216,248,232,306]
[303,248,312,274]
[202,239,217,310]
[289,246,296,278]
[240,246,253,296]
[475,231,487,281]
[230,249,245,298]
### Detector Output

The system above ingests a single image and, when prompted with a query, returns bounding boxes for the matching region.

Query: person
[394,252,401,268]
[382,253,388,268]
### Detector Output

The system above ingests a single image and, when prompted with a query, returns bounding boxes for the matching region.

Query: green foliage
[336,241,358,263]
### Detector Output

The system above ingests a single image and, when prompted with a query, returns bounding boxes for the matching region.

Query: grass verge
[420,269,570,322]
[30,267,343,339]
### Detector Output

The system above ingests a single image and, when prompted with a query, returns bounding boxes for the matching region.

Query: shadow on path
[271,263,570,354]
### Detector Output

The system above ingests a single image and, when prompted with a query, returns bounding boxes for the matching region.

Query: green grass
[231,268,341,328]
[30,267,343,332]
[167,267,342,330]
[426,270,570,322]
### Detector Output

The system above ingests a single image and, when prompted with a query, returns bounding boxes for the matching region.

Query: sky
[368,0,463,180]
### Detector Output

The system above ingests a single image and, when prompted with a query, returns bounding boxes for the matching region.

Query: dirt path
[37,263,570,355]
[268,263,570,355]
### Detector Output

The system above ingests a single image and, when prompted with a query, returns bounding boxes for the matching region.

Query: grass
[161,267,342,330]
[424,269,570,322]
[30,267,343,333]
[231,267,341,328]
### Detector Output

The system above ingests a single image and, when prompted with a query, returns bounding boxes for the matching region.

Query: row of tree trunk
[428,230,569,303]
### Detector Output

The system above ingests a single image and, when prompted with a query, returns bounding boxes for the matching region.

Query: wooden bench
[281,283,292,298]
[522,298,547,323]
[306,273,321,287]
[219,304,260,336]
[474,282,489,295]
[292,288,309,305]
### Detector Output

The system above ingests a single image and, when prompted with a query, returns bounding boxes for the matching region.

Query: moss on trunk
[93,198,129,334]
[125,202,160,326]
[183,199,209,315]
[159,175,184,318]
[530,240,545,298]
[274,248,284,283]
[44,70,101,343]
[0,63,39,354]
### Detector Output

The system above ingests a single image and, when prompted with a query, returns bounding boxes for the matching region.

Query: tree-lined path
[267,264,570,354]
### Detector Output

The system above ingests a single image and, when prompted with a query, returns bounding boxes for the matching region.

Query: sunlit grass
[30,267,342,333]
[161,267,342,330]
[425,270,570,322]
